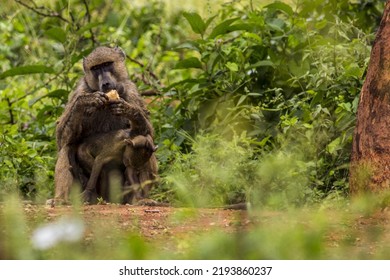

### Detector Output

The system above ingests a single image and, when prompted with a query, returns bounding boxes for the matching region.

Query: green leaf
[183,12,206,35]
[327,137,341,155]
[237,95,247,106]
[265,1,294,16]
[310,91,324,106]
[243,32,263,44]
[226,62,239,72]
[266,18,285,32]
[208,18,239,39]
[175,41,200,51]
[48,89,69,99]
[0,65,55,79]
[206,52,221,73]
[257,136,271,147]
[44,27,66,43]
[288,59,310,77]
[76,22,101,35]
[228,23,254,33]
[175,57,203,69]
[4,159,13,168]
[345,63,363,78]
[204,15,217,31]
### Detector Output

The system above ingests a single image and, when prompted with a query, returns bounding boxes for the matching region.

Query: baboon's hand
[144,134,157,152]
[109,100,147,118]
[109,99,153,135]
[108,98,130,116]
[75,92,108,116]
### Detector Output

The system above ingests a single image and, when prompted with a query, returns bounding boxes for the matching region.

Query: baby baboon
[122,134,158,203]
[77,129,157,203]
[54,46,157,203]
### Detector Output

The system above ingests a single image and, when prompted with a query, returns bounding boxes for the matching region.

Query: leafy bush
[0,0,385,205]
[165,132,317,208]
[157,0,383,205]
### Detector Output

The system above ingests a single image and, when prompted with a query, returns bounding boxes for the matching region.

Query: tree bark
[350,0,390,193]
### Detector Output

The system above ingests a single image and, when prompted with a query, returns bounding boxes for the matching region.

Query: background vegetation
[0,0,388,260]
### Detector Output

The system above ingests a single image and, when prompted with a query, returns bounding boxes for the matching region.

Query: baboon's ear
[114,46,126,61]
[82,57,88,72]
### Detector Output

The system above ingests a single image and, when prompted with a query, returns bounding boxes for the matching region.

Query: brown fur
[77,129,157,203]
[54,46,158,203]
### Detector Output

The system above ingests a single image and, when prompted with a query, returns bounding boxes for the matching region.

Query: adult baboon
[76,129,157,203]
[54,46,158,203]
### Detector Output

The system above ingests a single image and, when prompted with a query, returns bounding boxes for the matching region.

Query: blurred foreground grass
[2,192,390,260]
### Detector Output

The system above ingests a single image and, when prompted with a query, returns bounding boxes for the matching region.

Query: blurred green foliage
[0,0,385,204]
[156,0,382,206]
[0,0,388,261]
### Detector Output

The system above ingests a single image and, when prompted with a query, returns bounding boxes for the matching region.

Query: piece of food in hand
[106,89,120,101]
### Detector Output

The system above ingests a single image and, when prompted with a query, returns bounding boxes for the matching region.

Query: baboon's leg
[123,167,141,204]
[139,154,158,198]
[82,156,108,202]
[54,145,73,201]
[125,167,139,186]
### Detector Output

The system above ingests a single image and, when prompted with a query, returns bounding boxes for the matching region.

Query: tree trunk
[350,0,390,193]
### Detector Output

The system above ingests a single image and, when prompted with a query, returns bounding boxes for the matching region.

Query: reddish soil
[19,203,390,258]
[42,204,251,237]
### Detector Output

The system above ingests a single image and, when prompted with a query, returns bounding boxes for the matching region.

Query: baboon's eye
[101,61,114,68]
[91,61,114,71]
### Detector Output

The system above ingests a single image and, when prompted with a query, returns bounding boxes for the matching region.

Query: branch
[140,89,162,96]
[15,0,70,24]
[82,0,97,45]
[15,72,62,103]
[127,56,161,83]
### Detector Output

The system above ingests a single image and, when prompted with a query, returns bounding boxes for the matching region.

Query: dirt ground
[40,204,251,237]
[19,203,390,258]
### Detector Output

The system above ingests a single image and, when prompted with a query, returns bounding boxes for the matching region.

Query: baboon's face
[83,46,128,93]
[90,61,117,93]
